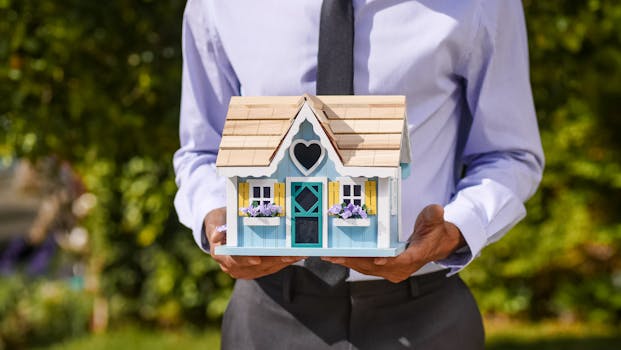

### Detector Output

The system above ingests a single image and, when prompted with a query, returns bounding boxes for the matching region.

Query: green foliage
[40,326,221,350]
[0,0,233,339]
[0,276,92,349]
[1,0,181,161]
[486,320,621,350]
[462,0,621,323]
[31,320,621,350]
[1,0,621,345]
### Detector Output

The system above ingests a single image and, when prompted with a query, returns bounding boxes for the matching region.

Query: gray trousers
[222,267,484,350]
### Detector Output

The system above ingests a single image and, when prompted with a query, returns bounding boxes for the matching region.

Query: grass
[37,326,221,350]
[485,318,621,350]
[36,319,621,350]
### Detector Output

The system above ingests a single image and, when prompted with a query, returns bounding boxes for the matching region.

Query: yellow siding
[365,180,377,215]
[328,181,340,207]
[328,182,333,207]
[238,182,249,216]
[274,183,285,216]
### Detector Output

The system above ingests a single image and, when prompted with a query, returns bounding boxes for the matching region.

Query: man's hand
[323,204,466,283]
[204,208,305,279]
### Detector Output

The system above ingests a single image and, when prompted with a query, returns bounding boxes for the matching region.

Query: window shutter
[328,181,340,207]
[238,182,249,216]
[274,183,285,216]
[365,180,377,215]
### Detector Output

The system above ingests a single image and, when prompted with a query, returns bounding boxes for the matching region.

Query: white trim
[398,167,403,241]
[242,216,280,226]
[218,165,399,178]
[247,179,277,186]
[390,177,398,216]
[247,179,276,206]
[225,177,238,247]
[377,177,391,249]
[401,119,412,163]
[286,176,328,248]
[216,102,402,178]
[336,176,367,183]
[276,105,340,177]
[333,218,370,227]
[285,179,292,247]
[336,177,366,207]
[289,139,326,176]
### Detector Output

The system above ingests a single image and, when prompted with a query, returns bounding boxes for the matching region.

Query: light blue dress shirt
[173,0,544,280]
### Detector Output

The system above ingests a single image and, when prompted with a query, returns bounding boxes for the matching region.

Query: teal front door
[291,182,322,248]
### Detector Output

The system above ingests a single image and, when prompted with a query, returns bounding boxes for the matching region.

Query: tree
[0,0,230,337]
[462,0,621,323]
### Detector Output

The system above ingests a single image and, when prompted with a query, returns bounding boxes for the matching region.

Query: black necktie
[316,0,354,95]
[305,0,354,286]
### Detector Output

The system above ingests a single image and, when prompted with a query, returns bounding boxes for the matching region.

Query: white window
[337,177,365,206]
[248,179,276,205]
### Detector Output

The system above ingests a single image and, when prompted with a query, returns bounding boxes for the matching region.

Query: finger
[225,255,262,267]
[232,259,297,280]
[393,247,427,273]
[213,255,238,270]
[280,256,306,263]
[233,256,302,275]
[208,229,227,249]
[411,205,445,241]
[374,257,388,265]
[422,204,445,224]
[331,257,377,271]
[240,256,303,265]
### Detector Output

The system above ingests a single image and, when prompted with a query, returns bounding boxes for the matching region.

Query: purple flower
[328,204,342,215]
[259,204,272,216]
[243,202,282,217]
[345,202,355,213]
[327,202,369,219]
[270,204,283,215]
[247,206,259,217]
[350,205,368,218]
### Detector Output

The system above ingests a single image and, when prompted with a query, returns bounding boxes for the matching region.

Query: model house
[214,94,410,257]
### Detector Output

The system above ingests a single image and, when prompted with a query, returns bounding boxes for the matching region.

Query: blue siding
[237,217,286,248]
[236,120,394,251]
[329,216,378,248]
[401,163,411,179]
[271,120,337,180]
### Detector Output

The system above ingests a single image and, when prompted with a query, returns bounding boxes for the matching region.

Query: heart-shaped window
[289,140,326,176]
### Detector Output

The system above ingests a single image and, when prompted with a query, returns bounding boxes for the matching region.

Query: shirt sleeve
[173,0,239,253]
[438,0,545,273]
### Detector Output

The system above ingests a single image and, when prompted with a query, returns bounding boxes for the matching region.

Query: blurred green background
[1,0,620,349]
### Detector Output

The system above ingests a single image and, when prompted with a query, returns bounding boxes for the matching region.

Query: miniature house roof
[216,94,411,178]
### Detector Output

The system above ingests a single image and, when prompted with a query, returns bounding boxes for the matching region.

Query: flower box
[333,218,370,227]
[243,216,281,226]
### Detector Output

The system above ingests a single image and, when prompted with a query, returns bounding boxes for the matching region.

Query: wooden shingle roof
[216,94,408,168]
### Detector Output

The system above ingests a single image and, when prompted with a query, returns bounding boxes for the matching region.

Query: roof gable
[216,95,410,176]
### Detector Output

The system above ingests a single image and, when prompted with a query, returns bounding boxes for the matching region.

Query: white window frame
[336,177,365,207]
[247,179,277,206]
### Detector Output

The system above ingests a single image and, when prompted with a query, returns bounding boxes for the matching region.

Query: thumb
[208,228,226,246]
[422,204,445,225]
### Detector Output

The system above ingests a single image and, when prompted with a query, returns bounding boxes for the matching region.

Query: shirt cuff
[437,201,487,275]
[190,185,226,255]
